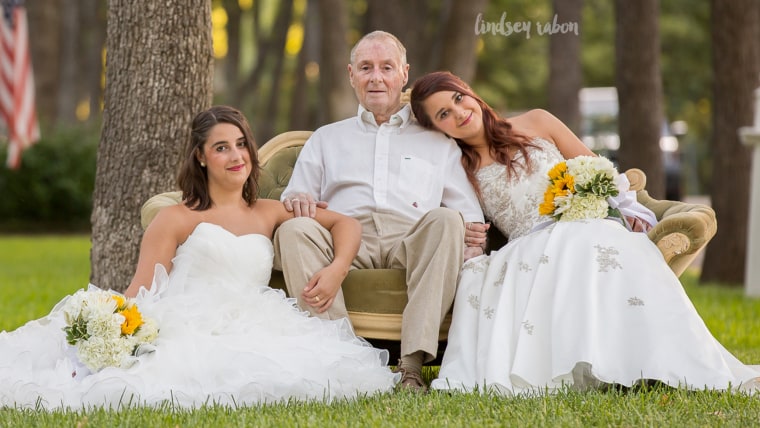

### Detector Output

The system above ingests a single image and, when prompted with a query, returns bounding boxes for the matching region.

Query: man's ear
[347,64,355,88]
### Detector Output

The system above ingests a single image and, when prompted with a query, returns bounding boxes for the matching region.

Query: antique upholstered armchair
[141,130,717,347]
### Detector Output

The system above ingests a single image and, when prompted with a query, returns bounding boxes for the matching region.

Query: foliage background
[0,0,716,230]
[0,128,97,232]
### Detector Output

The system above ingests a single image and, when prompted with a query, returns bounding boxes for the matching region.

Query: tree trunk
[438,0,487,84]
[232,2,271,109]
[318,0,354,122]
[614,0,665,199]
[363,0,440,82]
[701,0,760,285]
[79,0,107,123]
[91,0,213,291]
[25,0,61,127]
[548,0,583,135]
[220,0,241,103]
[57,0,81,124]
[289,0,320,131]
[256,0,293,143]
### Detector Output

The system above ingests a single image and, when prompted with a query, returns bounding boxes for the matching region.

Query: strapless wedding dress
[433,139,760,394]
[0,222,397,409]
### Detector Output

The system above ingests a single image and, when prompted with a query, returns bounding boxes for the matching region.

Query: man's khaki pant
[273,208,465,363]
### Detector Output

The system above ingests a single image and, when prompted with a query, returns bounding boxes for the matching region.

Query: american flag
[0,0,39,169]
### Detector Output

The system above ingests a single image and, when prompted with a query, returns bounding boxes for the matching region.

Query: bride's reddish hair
[411,71,537,196]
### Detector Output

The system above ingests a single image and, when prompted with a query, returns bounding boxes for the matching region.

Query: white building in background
[739,84,760,297]
[578,87,683,200]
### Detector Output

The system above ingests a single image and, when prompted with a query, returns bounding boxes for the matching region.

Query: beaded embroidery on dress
[433,139,760,394]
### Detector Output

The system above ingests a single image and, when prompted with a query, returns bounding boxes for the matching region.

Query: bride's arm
[313,209,362,274]
[124,206,185,297]
[274,204,361,313]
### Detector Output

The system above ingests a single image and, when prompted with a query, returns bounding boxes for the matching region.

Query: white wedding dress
[0,222,397,409]
[433,138,760,394]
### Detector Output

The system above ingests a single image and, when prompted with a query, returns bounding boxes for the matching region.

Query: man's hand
[283,193,328,218]
[464,222,490,249]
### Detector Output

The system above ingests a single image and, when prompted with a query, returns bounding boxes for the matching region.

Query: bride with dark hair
[0,105,397,410]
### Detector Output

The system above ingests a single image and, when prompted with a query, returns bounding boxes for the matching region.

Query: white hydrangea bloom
[63,288,159,372]
[567,156,617,186]
[134,318,160,343]
[560,194,609,222]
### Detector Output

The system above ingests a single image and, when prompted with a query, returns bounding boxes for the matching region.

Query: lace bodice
[476,138,564,240]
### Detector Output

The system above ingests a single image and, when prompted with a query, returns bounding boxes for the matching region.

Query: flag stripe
[0,4,39,169]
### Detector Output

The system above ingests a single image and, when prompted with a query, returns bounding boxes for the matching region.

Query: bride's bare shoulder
[506,109,557,140]
[148,203,201,241]
[507,109,556,127]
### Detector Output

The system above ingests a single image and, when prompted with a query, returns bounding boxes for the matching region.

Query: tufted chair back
[258,146,303,200]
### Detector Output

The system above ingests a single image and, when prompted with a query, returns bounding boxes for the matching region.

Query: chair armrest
[646,206,717,276]
[140,191,182,229]
[627,167,717,276]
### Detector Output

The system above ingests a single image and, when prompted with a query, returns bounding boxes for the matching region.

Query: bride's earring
[200,161,206,167]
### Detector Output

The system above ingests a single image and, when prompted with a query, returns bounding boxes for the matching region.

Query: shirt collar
[357,103,412,131]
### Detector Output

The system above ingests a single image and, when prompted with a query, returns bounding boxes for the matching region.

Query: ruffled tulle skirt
[0,269,397,409]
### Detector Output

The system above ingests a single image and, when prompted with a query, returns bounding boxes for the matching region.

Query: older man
[274,31,485,392]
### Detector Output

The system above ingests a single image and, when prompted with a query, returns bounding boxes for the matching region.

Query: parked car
[579,87,683,201]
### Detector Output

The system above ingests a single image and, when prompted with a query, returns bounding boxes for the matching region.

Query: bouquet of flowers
[62,288,159,372]
[538,155,621,222]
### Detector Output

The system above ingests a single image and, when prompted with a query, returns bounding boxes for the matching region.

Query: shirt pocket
[397,156,435,201]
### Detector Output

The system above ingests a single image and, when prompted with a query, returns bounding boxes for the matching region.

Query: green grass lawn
[1,235,759,427]
[0,235,90,331]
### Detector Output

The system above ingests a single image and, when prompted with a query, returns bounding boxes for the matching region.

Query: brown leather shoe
[393,365,429,393]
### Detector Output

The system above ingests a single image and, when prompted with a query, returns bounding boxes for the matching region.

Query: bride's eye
[455,93,463,102]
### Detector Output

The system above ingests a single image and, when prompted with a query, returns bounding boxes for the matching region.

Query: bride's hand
[625,215,652,233]
[302,264,346,313]
[464,246,484,261]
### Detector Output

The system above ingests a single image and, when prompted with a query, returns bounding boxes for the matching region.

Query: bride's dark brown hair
[410,71,538,195]
[177,105,260,210]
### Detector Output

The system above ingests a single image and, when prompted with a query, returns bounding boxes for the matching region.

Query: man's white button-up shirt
[283,104,484,223]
